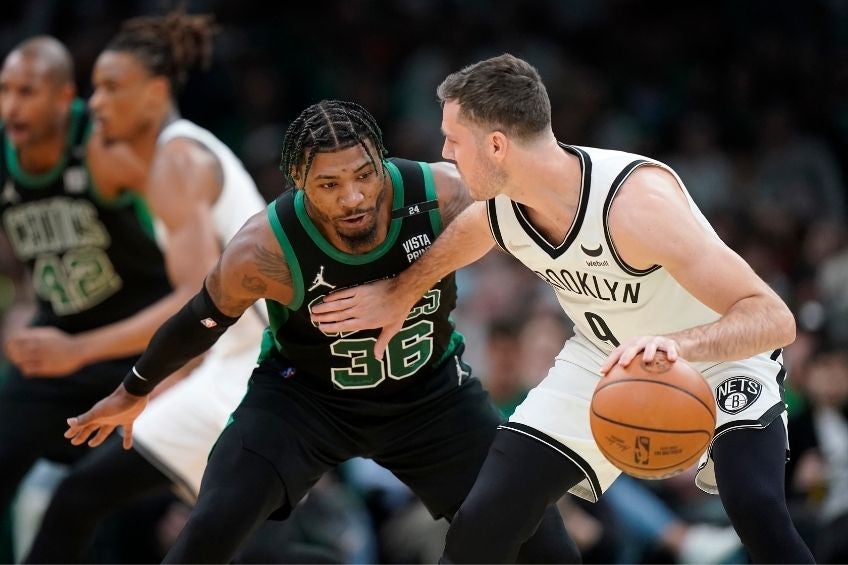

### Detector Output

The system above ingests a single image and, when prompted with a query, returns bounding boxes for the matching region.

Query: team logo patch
[715,376,762,415]
[200,318,217,328]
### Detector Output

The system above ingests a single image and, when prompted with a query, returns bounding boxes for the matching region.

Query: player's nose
[441,139,453,160]
[339,183,365,207]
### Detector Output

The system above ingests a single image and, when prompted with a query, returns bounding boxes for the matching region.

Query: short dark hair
[106,8,217,93]
[437,53,551,140]
[279,100,387,189]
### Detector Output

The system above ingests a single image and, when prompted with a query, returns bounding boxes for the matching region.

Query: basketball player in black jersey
[311,55,815,563]
[0,36,178,536]
[64,99,578,563]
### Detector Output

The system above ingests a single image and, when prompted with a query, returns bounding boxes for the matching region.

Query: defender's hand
[65,384,149,449]
[600,336,680,376]
[310,278,415,359]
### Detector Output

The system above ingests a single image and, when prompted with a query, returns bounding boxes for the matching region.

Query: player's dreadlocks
[280,100,388,189]
[107,7,217,94]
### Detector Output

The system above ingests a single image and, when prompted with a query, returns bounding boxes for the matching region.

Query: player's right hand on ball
[600,335,680,376]
[65,384,149,450]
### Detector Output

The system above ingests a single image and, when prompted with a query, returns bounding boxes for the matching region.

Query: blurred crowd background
[2,0,848,563]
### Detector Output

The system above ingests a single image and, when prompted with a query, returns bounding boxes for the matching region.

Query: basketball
[590,353,716,480]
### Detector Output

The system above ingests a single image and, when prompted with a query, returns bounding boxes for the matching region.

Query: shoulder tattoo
[241,274,267,294]
[253,243,293,287]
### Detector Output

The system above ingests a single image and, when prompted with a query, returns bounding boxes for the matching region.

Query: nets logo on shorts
[716,376,762,415]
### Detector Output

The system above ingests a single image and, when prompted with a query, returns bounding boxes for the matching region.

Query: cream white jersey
[155,119,268,355]
[488,144,720,356]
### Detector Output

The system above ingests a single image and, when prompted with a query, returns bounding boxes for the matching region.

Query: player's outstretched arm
[604,166,795,369]
[312,165,492,358]
[66,212,291,449]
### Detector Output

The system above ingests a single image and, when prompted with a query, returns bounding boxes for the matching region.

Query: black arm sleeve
[122,284,241,396]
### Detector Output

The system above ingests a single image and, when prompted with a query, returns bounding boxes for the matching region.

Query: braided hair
[279,100,387,189]
[106,8,217,93]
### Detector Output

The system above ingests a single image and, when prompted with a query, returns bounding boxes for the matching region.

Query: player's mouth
[93,117,108,131]
[339,213,369,228]
[6,122,29,143]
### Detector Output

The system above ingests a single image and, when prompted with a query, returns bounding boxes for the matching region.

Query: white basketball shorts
[506,331,788,501]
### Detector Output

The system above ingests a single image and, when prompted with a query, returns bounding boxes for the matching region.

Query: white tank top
[488,144,720,354]
[156,119,268,356]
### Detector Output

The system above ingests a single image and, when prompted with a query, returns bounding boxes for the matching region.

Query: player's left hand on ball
[600,336,680,376]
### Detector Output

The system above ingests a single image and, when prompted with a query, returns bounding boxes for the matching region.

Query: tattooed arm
[66,211,295,449]
[205,211,295,316]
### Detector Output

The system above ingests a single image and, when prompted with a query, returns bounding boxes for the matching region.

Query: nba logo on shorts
[716,376,762,415]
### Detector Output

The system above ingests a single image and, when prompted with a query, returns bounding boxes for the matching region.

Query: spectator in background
[787,346,848,563]
[478,318,524,417]
[664,112,734,218]
[748,104,845,225]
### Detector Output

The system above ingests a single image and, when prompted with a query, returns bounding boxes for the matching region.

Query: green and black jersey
[261,158,463,398]
[0,99,171,333]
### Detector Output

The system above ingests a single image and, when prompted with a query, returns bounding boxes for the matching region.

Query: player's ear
[290,167,304,189]
[489,130,509,163]
[147,75,170,103]
[56,81,75,106]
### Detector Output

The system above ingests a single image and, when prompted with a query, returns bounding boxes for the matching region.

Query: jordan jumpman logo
[308,265,337,292]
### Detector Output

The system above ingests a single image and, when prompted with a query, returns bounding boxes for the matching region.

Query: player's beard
[470,152,508,201]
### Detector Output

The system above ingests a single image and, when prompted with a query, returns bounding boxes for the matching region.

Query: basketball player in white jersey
[23,12,266,562]
[311,54,815,563]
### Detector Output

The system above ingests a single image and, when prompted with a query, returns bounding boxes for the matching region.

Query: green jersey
[0,99,171,333]
[261,158,462,398]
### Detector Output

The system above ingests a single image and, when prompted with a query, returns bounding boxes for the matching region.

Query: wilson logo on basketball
[716,376,762,415]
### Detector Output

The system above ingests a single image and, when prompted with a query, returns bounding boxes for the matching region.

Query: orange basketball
[590,353,716,480]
